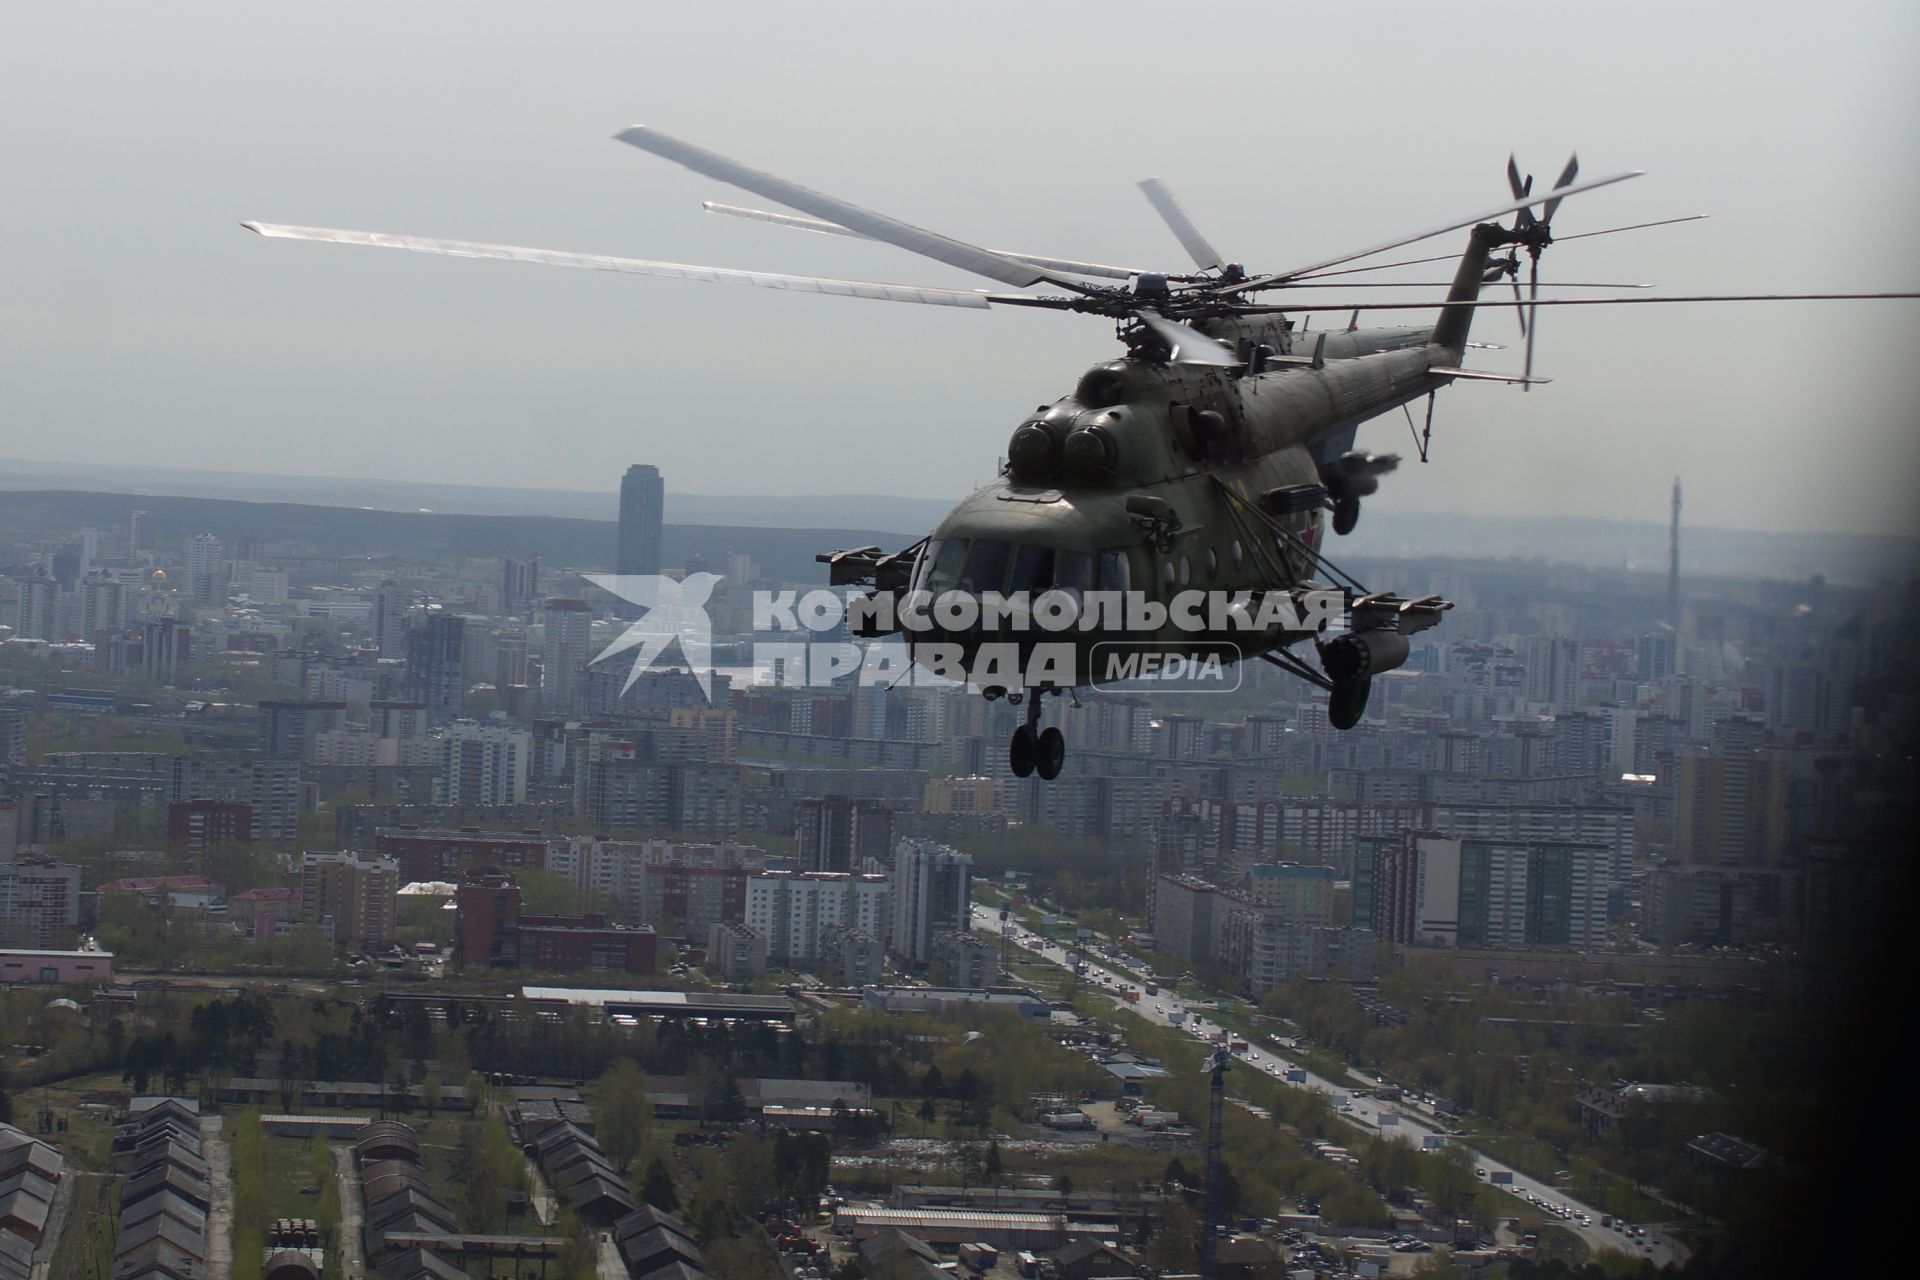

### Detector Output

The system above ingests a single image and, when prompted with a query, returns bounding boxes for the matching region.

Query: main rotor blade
[1137,178,1227,272]
[1228,291,1920,314]
[702,201,1143,281]
[239,222,1004,308]
[1285,215,1709,282]
[615,126,1084,292]
[1132,309,1239,366]
[1243,280,1652,289]
[1552,213,1710,243]
[1511,275,1528,339]
[1225,169,1643,292]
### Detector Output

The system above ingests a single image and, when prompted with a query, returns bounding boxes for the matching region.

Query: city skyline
[3,4,1917,538]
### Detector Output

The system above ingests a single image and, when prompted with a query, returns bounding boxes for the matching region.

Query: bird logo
[583,573,723,700]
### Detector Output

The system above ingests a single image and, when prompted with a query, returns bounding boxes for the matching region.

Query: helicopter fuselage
[893,321,1450,689]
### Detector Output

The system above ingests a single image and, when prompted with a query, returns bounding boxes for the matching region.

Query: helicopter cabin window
[1179,555,1192,587]
[1231,539,1245,570]
[1205,548,1219,580]
[1097,550,1130,592]
[1055,550,1094,593]
[923,539,970,595]
[1161,560,1176,591]
[959,539,1013,594]
[1008,544,1054,592]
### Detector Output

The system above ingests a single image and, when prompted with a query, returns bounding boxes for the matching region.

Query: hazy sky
[3,1,1917,536]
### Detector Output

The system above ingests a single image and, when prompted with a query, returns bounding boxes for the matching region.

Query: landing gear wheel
[1328,677,1372,730]
[1332,495,1361,537]
[1036,727,1066,780]
[1009,725,1037,777]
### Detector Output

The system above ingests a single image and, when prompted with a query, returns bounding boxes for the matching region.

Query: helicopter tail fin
[1429,222,1509,358]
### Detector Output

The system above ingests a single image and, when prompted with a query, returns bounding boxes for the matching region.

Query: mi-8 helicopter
[243,127,1916,781]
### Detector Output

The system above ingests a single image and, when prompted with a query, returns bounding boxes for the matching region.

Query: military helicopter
[243,128,1916,781]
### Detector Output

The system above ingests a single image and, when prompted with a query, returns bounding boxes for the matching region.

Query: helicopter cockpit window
[959,539,1013,594]
[1097,550,1130,592]
[1056,550,1094,593]
[911,540,941,593]
[924,538,969,595]
[1008,545,1055,592]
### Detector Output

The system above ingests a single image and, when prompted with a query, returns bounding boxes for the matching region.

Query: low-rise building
[706,922,768,980]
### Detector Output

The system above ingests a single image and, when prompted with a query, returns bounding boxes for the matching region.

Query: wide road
[970,904,1683,1269]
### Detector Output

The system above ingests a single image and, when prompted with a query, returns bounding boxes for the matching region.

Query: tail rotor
[1502,153,1578,389]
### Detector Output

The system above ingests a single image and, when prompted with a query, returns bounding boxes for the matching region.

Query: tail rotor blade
[1542,153,1580,224]
[1523,259,1541,390]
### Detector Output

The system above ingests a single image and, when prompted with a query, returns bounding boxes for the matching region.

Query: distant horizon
[7,452,1916,546]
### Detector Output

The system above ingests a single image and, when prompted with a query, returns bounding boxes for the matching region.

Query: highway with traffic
[970,903,1684,1269]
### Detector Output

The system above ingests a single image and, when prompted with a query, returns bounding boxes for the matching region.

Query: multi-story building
[1240,863,1336,925]
[616,464,665,579]
[258,700,347,759]
[144,617,192,684]
[923,777,998,815]
[441,721,531,805]
[540,598,593,716]
[1424,801,1634,881]
[371,581,410,658]
[889,841,971,968]
[794,795,894,872]
[573,738,741,834]
[369,700,431,741]
[1153,874,1220,964]
[185,534,225,605]
[1356,832,1613,950]
[502,554,541,618]
[706,921,767,980]
[13,577,59,641]
[405,610,466,717]
[229,886,297,942]
[1522,635,1582,714]
[300,852,399,952]
[166,800,252,852]
[452,868,656,974]
[821,925,886,986]
[1455,840,1613,950]
[1672,748,1789,868]
[452,869,523,969]
[0,706,26,768]
[376,828,560,884]
[742,871,890,966]
[0,862,82,949]
[81,577,130,640]
[931,930,999,988]
[1354,833,1462,946]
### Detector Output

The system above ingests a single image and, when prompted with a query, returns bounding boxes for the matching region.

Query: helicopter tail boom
[1429,222,1507,358]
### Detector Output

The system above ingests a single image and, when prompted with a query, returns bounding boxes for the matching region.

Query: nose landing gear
[1009,691,1066,780]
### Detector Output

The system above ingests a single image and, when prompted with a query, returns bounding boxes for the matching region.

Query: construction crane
[1199,1043,1230,1279]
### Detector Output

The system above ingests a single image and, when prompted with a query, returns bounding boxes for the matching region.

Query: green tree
[642,1156,680,1212]
[1147,1200,1199,1271]
[463,1069,489,1115]
[590,1059,653,1173]
[420,1073,443,1116]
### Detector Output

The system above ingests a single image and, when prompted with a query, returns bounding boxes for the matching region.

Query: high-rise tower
[617,464,665,577]
[1668,476,1682,637]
